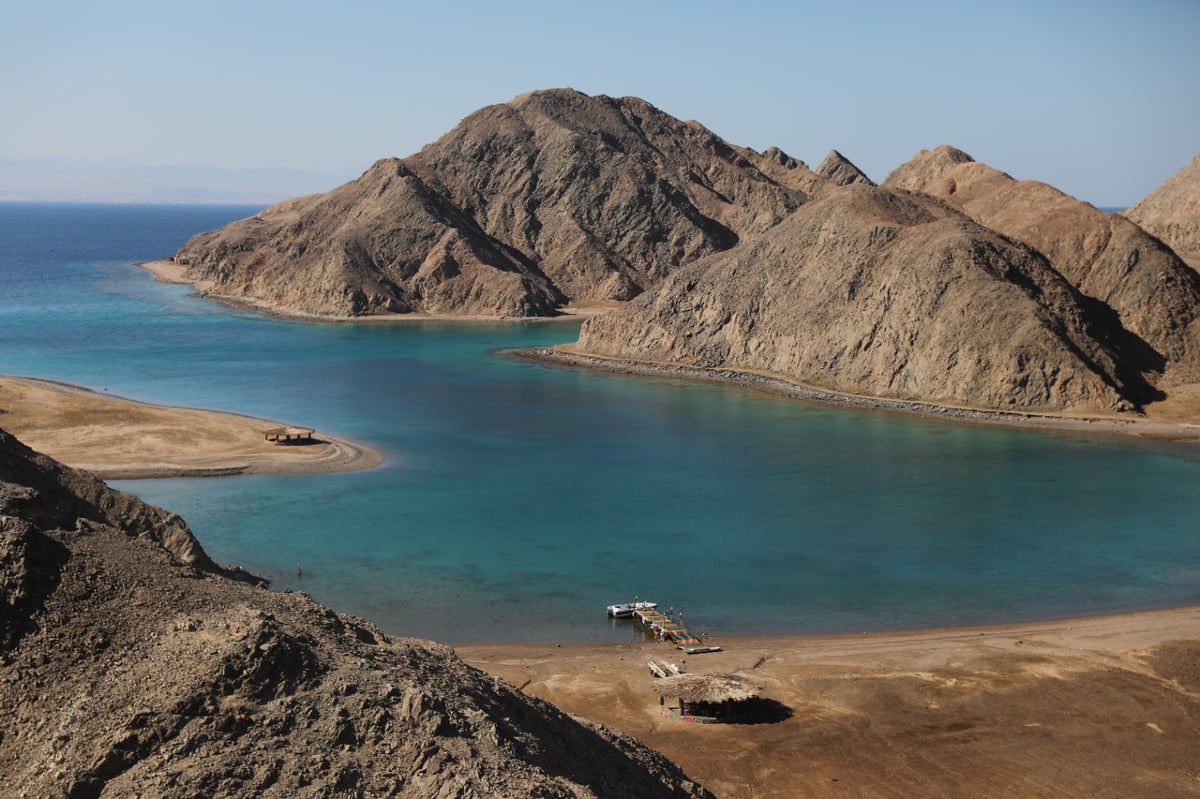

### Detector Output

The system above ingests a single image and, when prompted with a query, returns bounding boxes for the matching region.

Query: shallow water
[2,202,1198,643]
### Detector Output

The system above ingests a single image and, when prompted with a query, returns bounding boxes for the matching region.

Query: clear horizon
[3,0,1198,207]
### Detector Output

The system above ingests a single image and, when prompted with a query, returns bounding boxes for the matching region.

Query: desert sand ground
[459,608,1200,798]
[0,376,382,477]
[3,373,1198,797]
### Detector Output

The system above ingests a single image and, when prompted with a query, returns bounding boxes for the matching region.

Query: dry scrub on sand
[459,607,1200,798]
[0,376,382,478]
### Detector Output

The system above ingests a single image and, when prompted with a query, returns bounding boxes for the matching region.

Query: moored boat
[607,600,658,618]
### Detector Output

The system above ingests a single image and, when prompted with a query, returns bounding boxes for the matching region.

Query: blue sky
[2,0,1197,205]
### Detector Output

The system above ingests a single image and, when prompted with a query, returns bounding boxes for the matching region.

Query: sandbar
[458,606,1200,797]
[0,376,383,478]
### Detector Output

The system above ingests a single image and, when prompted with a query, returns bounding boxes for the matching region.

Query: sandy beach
[0,376,383,478]
[458,607,1200,798]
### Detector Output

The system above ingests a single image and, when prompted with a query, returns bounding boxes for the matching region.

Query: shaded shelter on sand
[653,673,761,720]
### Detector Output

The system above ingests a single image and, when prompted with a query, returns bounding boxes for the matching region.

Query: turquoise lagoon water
[1,202,1198,643]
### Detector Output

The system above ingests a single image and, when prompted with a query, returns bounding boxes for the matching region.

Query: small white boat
[607,600,658,618]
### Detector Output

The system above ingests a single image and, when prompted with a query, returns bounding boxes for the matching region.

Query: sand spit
[519,347,1200,443]
[0,376,383,478]
[459,605,1200,798]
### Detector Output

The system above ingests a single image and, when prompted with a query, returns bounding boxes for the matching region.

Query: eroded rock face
[176,88,817,317]
[883,146,1200,382]
[1123,154,1200,261]
[576,185,1160,413]
[0,428,711,798]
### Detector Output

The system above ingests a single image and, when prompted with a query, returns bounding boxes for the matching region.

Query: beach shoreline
[136,259,608,322]
[0,375,384,478]
[140,257,1200,441]
[457,604,1200,797]
[519,346,1200,443]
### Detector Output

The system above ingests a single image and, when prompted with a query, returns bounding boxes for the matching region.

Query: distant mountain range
[172,89,1200,416]
[0,156,356,204]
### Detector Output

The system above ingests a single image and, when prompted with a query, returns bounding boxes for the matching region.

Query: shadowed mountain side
[574,185,1161,413]
[0,426,711,798]
[177,88,818,316]
[1123,153,1200,262]
[884,146,1200,382]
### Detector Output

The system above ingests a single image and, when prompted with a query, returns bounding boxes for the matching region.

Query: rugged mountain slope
[574,184,1160,413]
[1122,154,1200,261]
[175,89,816,317]
[883,146,1200,381]
[0,428,710,798]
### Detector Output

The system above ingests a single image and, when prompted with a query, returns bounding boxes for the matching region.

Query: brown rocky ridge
[1122,153,1200,263]
[174,88,817,317]
[883,145,1200,384]
[814,149,875,187]
[172,91,1200,416]
[0,427,710,798]
[572,183,1163,413]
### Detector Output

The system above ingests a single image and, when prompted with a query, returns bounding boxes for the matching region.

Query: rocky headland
[0,428,710,798]
[172,89,1200,419]
[174,89,817,318]
[572,183,1162,414]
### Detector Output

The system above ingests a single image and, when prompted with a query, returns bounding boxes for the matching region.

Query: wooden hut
[652,673,760,720]
[263,426,314,444]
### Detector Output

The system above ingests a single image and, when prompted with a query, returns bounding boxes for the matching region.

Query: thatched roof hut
[651,673,760,704]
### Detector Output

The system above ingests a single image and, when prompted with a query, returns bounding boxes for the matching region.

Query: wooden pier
[632,608,709,651]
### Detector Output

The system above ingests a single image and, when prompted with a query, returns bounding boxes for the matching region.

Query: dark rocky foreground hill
[575,184,1161,413]
[0,428,711,798]
[175,88,817,317]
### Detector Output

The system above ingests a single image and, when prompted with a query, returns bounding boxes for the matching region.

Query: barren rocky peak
[1123,153,1200,261]
[815,150,875,187]
[576,183,1159,414]
[884,146,1200,381]
[405,88,810,298]
[176,88,811,317]
[739,145,830,196]
[0,428,710,798]
[882,145,1011,203]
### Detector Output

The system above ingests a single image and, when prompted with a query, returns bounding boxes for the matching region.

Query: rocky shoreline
[515,347,1200,442]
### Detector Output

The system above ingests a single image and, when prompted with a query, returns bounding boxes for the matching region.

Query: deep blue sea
[2,202,1198,643]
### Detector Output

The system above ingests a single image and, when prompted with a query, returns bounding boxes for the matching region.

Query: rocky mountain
[175,89,817,317]
[575,184,1160,413]
[0,428,710,798]
[1122,154,1200,261]
[815,150,875,187]
[883,146,1200,382]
